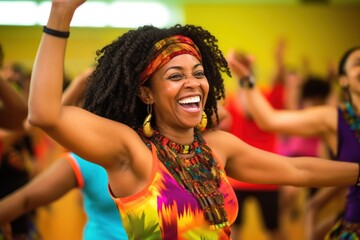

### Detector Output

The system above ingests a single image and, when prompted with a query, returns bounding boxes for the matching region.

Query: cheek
[348,67,360,80]
[163,82,182,95]
[152,82,179,101]
[201,81,210,103]
[201,80,210,94]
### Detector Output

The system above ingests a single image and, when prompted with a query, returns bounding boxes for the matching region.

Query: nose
[184,76,201,88]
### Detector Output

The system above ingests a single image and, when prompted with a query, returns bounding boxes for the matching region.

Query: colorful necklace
[165,136,197,154]
[142,129,230,229]
[343,101,360,143]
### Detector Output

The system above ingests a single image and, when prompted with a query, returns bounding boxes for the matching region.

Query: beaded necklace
[343,101,360,143]
[166,137,196,154]
[143,129,229,229]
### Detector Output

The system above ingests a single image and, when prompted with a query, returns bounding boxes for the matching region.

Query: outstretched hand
[226,49,254,79]
[45,0,86,28]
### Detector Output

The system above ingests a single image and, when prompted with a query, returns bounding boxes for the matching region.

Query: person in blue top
[0,151,128,240]
[0,67,127,239]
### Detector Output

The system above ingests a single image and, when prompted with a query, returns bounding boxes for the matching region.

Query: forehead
[163,54,202,68]
[347,49,360,63]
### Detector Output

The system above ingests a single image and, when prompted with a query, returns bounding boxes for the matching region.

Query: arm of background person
[0,155,77,226]
[226,50,335,138]
[305,186,347,240]
[61,68,93,106]
[0,76,28,130]
[272,38,287,86]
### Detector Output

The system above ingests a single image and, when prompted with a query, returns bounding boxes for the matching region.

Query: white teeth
[178,96,200,104]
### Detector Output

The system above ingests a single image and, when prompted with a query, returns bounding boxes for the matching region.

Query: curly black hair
[83,24,231,131]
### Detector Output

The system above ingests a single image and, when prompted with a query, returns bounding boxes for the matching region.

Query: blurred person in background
[227,46,360,239]
[220,40,286,240]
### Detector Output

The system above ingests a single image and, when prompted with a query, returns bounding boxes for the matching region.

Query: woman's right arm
[27,0,133,167]
[0,157,76,226]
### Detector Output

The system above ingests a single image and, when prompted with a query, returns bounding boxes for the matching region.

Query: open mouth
[178,95,201,110]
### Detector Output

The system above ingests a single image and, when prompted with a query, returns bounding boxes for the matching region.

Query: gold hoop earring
[143,104,154,137]
[196,111,208,131]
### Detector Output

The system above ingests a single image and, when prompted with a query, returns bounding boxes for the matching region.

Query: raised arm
[226,51,336,140]
[27,0,134,167]
[0,76,27,130]
[272,38,287,85]
[0,156,76,226]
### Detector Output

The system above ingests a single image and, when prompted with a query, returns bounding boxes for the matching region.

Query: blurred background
[1,0,360,91]
[0,0,359,239]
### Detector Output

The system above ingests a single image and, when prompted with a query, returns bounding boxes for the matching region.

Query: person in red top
[221,48,285,240]
[220,48,284,240]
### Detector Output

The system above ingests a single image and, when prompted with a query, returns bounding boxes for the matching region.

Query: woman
[28,0,359,238]
[226,46,360,239]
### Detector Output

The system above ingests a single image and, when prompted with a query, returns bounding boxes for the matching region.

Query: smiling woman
[27,0,360,239]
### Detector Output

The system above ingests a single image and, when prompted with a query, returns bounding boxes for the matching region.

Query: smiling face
[142,54,209,133]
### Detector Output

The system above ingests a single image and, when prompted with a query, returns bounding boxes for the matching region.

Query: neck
[156,126,195,145]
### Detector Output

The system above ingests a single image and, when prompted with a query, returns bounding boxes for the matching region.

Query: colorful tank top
[111,142,238,239]
[337,108,360,223]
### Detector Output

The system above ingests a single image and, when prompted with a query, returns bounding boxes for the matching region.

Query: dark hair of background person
[300,76,331,102]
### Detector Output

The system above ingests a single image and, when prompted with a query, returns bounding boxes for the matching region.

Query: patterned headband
[140,35,202,84]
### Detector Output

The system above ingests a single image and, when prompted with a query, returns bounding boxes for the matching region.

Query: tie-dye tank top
[111,142,238,240]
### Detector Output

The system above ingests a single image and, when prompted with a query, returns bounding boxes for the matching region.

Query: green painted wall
[1,4,359,93]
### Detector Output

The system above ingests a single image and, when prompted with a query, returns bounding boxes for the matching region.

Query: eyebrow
[164,63,203,73]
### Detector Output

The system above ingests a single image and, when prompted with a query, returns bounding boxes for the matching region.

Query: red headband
[140,35,202,84]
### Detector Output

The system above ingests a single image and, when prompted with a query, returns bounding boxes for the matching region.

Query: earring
[196,111,208,131]
[143,104,154,137]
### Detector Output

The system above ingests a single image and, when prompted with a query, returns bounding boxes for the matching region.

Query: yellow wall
[0,26,130,78]
[185,4,360,91]
[1,4,359,93]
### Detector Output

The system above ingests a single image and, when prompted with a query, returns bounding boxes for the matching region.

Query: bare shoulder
[202,129,244,166]
[202,129,236,143]
[203,129,247,152]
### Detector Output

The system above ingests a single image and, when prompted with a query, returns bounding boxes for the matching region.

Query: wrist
[47,4,76,31]
[239,75,255,89]
[43,26,70,38]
